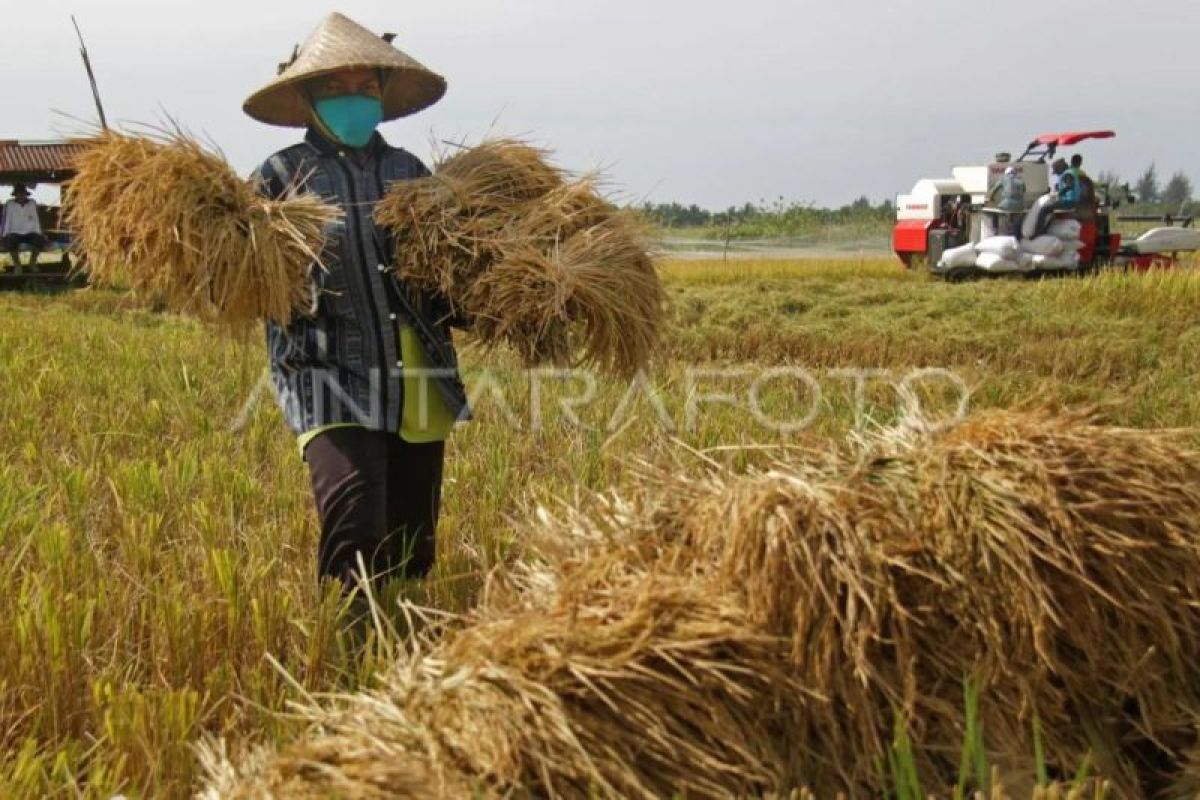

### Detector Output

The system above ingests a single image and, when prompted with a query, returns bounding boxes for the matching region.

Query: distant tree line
[640,195,895,240]
[1097,164,1197,213]
[642,166,1200,241]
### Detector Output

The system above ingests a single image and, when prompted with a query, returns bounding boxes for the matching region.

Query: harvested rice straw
[64,129,338,327]
[376,140,565,297]
[608,410,1200,794]
[435,138,565,205]
[1166,742,1200,799]
[376,140,663,375]
[202,571,808,800]
[204,411,1200,798]
[895,413,1200,794]
[463,215,660,372]
[503,409,1200,794]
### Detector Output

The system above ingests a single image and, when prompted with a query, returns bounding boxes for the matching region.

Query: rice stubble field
[1,258,1199,796]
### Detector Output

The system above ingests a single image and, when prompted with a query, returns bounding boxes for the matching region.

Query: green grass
[0,258,1197,797]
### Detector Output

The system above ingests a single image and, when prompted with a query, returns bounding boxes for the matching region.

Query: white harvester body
[893,131,1119,274]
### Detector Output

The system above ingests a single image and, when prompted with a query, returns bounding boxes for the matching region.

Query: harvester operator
[1034,159,1080,236]
[2,185,47,272]
[245,13,469,611]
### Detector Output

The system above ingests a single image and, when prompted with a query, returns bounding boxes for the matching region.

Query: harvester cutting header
[892,130,1200,277]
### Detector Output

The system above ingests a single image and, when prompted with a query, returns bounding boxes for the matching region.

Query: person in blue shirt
[1055,159,1081,205]
[1035,158,1080,235]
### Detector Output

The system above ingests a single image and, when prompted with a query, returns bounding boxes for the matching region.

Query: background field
[1,258,1199,797]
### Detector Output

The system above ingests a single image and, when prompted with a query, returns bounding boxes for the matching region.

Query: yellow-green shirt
[296,327,457,452]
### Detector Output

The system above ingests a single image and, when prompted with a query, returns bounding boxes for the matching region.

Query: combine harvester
[892,131,1200,278]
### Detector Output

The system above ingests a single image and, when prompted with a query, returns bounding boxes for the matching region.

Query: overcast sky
[10,0,1200,208]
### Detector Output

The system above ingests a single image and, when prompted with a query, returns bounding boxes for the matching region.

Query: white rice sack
[976,252,1019,272]
[1020,235,1066,257]
[938,242,979,269]
[1061,238,1086,253]
[975,235,1019,259]
[1031,252,1082,270]
[1047,219,1082,241]
[1022,195,1053,240]
[1017,252,1035,270]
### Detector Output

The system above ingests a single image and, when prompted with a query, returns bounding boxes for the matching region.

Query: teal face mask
[313,94,384,148]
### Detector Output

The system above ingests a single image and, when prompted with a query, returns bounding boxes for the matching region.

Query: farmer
[1069,154,1091,188]
[1069,154,1097,219]
[2,184,48,272]
[987,166,1026,238]
[1035,159,1080,236]
[244,13,469,599]
[947,193,971,244]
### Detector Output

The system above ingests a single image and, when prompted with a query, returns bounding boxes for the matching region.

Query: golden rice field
[2,258,1200,798]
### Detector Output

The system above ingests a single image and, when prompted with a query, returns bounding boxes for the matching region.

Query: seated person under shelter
[2,184,48,271]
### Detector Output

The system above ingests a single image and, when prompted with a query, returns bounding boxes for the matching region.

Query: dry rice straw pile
[203,411,1200,798]
[375,140,663,375]
[647,411,1200,795]
[64,130,337,326]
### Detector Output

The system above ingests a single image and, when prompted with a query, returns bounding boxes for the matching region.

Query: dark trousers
[303,427,445,591]
[2,233,47,264]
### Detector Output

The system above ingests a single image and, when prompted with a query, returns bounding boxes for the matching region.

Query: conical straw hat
[244,12,446,127]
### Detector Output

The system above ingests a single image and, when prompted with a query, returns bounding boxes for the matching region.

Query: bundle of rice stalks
[533,450,913,794]
[64,129,338,326]
[204,411,1200,798]
[375,140,662,375]
[889,414,1200,793]
[1164,739,1200,799]
[508,410,1200,794]
[203,567,809,799]
[606,410,1200,794]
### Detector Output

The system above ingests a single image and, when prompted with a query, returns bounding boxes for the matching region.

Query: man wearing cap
[2,184,48,273]
[245,13,470,599]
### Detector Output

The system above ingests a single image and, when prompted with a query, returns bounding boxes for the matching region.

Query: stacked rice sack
[938,212,1086,274]
[375,140,664,376]
[1022,219,1085,270]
